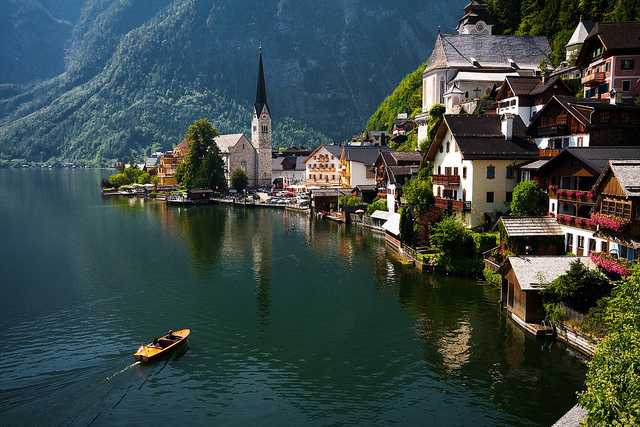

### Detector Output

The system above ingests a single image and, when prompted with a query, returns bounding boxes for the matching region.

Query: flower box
[590,213,631,233]
[590,251,632,278]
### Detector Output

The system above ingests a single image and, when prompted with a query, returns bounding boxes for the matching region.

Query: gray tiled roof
[586,22,640,51]
[425,34,551,74]
[215,134,246,153]
[505,256,594,291]
[499,216,565,237]
[323,145,344,158]
[344,146,393,166]
[566,21,595,48]
[566,147,640,174]
[610,160,640,197]
[439,115,539,160]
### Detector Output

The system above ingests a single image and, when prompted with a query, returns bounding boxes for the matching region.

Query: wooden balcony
[434,197,449,209]
[451,200,471,212]
[556,214,596,231]
[433,174,460,185]
[556,191,596,204]
[537,124,568,137]
[582,72,606,87]
[539,149,560,158]
[434,197,471,211]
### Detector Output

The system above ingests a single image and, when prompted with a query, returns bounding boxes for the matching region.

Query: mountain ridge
[0,0,465,166]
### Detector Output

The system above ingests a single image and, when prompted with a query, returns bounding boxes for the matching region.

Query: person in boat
[153,338,160,348]
[166,330,176,340]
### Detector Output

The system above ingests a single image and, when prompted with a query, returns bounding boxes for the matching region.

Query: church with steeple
[415,0,551,143]
[215,48,273,189]
[252,47,273,188]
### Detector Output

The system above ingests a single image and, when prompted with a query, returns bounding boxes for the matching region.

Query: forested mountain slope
[0,0,465,166]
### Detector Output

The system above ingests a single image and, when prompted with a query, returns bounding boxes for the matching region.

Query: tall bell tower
[252,46,272,188]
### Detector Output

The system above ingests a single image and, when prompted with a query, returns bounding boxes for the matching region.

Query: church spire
[255,46,269,117]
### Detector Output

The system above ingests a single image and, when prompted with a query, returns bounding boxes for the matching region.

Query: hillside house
[590,159,640,261]
[425,114,539,228]
[576,21,640,102]
[526,95,640,155]
[496,75,573,126]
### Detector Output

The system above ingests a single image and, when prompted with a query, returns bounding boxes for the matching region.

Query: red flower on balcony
[590,251,632,277]
[590,213,631,233]
[565,190,574,197]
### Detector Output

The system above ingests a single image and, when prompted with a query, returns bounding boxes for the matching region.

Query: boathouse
[500,256,594,325]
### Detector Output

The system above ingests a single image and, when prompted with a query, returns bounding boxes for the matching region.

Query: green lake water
[0,168,587,426]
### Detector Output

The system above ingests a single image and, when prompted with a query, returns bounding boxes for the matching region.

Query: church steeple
[251,46,272,188]
[254,46,269,117]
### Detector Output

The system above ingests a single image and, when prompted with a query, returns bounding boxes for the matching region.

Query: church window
[439,76,445,104]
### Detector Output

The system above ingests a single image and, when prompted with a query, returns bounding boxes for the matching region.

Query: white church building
[416,0,551,144]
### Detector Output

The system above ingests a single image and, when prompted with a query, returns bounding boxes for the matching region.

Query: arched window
[440,76,445,104]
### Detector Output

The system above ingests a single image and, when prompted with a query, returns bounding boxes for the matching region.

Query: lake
[0,168,587,426]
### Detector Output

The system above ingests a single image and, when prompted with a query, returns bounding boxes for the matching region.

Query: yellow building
[157,140,189,186]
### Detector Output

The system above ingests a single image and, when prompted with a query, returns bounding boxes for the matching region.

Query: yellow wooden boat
[134,329,190,362]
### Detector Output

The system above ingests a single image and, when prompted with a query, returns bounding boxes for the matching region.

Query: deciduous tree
[510,180,548,216]
[175,119,226,190]
[231,168,249,192]
[578,265,640,426]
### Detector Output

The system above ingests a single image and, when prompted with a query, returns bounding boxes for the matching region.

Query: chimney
[501,114,514,140]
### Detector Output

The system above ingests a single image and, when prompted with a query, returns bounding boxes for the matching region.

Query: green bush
[473,232,499,257]
[483,268,502,287]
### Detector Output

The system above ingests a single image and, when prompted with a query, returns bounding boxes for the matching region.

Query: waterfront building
[303,145,343,187]
[416,1,551,142]
[500,256,594,325]
[213,48,273,188]
[374,151,422,214]
[495,216,565,257]
[425,114,538,228]
[157,140,189,186]
[272,156,306,188]
[339,146,393,188]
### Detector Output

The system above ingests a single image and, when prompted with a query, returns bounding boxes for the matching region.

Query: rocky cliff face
[0,0,465,164]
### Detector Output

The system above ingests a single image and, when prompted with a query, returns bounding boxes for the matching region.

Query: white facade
[432,129,525,228]
[496,96,544,126]
[534,134,590,150]
[304,146,341,187]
